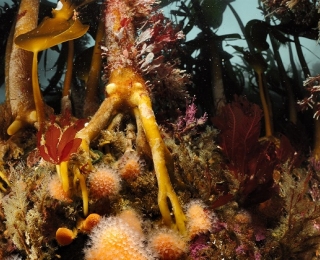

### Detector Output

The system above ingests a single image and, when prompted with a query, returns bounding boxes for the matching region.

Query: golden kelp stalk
[75,0,186,233]
[4,0,187,234]
[5,0,39,136]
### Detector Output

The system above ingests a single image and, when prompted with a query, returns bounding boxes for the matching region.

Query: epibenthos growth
[1,0,320,260]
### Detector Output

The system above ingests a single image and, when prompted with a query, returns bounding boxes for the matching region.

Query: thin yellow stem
[62,40,74,97]
[83,17,104,116]
[257,72,273,137]
[73,166,89,216]
[56,164,61,179]
[32,51,45,130]
[59,161,69,193]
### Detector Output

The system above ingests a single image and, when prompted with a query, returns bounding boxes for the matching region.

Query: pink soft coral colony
[1,0,320,259]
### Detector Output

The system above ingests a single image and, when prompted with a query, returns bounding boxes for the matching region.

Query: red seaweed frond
[37,111,86,164]
[213,95,262,173]
[213,96,297,206]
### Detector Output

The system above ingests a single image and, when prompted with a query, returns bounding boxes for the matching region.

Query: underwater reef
[1,0,320,259]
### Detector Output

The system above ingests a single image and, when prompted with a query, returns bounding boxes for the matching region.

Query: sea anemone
[118,209,144,236]
[48,175,72,203]
[149,228,187,260]
[117,151,144,180]
[84,216,152,260]
[88,167,121,199]
[186,201,212,239]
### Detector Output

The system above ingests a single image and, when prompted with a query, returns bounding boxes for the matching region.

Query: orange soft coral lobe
[78,213,102,233]
[56,227,76,246]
